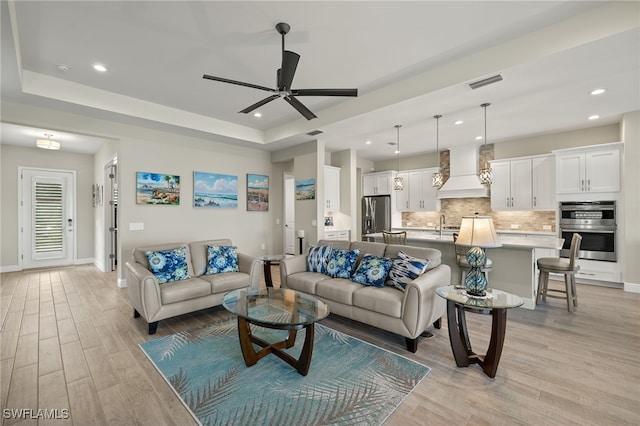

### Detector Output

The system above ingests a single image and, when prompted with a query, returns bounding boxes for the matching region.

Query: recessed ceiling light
[475,136,483,140]
[365,140,372,145]
[454,120,464,125]
[93,63,107,72]
[590,88,606,95]
[253,112,262,118]
[588,114,600,120]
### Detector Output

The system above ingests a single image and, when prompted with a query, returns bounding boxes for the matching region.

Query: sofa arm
[238,253,261,289]
[401,264,450,337]
[279,255,308,288]
[125,261,163,322]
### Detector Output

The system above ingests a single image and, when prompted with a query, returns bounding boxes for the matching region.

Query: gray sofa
[280,240,450,352]
[125,239,260,334]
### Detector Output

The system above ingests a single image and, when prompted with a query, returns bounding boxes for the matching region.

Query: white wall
[622,111,640,290]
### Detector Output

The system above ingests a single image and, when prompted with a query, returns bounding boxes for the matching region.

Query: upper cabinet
[393,169,440,211]
[324,166,340,212]
[395,172,410,210]
[363,171,393,196]
[554,144,621,194]
[490,155,555,211]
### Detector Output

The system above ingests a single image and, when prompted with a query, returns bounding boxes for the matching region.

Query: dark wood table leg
[446,300,509,378]
[263,260,274,287]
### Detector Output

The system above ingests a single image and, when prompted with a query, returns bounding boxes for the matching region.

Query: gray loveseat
[125,239,260,334]
[280,240,450,352]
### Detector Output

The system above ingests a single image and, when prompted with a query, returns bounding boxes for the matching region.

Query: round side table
[258,255,285,287]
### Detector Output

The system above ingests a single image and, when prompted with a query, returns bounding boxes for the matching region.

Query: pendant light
[393,124,404,190]
[479,103,493,184]
[432,114,443,188]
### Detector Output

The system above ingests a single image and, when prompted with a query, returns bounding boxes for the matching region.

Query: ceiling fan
[203,22,358,120]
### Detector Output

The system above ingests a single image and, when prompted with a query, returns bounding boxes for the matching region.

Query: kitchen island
[365,230,563,309]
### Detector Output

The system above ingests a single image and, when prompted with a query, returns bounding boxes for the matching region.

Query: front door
[20,168,76,269]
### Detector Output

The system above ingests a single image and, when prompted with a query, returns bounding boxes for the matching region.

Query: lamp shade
[456,216,502,248]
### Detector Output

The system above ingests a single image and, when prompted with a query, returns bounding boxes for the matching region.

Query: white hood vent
[437,144,489,199]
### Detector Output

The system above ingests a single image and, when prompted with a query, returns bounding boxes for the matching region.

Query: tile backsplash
[403,198,556,233]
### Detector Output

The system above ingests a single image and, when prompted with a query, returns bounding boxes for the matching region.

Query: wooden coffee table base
[446,300,507,378]
[237,317,315,376]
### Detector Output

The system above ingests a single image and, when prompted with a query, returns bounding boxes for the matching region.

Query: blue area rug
[140,317,430,426]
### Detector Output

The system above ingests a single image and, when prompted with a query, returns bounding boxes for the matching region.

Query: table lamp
[456,215,502,297]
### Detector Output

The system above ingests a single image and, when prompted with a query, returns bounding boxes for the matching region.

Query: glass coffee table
[436,286,523,378]
[222,288,330,376]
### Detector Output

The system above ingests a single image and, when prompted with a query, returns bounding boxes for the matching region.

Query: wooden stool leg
[564,273,573,312]
[571,274,578,307]
[536,270,548,304]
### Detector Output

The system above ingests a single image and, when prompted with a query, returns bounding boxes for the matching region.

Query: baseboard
[118,278,127,288]
[624,281,640,293]
[0,265,21,273]
[93,259,106,272]
[75,258,94,265]
[521,298,536,310]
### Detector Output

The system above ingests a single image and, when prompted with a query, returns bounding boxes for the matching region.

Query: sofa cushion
[134,242,194,277]
[349,241,387,263]
[206,245,239,274]
[200,272,251,294]
[189,239,233,276]
[353,286,404,318]
[350,254,393,288]
[316,278,361,305]
[385,250,430,291]
[307,245,332,273]
[145,247,191,284]
[285,272,332,294]
[326,249,360,278]
[159,277,211,304]
[384,244,441,270]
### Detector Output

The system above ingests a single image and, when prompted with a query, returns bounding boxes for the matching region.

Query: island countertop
[364,232,563,250]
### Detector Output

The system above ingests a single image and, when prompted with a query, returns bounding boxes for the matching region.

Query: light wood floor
[1,264,639,425]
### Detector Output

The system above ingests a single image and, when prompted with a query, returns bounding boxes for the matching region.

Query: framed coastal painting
[136,172,180,205]
[193,171,238,208]
[295,178,316,200]
[246,174,269,211]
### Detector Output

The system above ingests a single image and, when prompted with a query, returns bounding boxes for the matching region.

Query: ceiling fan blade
[203,74,276,93]
[278,51,300,90]
[284,96,317,120]
[292,88,358,97]
[239,94,281,114]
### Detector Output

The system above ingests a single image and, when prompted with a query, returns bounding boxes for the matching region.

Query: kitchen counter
[364,232,563,309]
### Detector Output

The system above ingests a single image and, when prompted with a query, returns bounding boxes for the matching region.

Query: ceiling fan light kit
[203,22,358,120]
[36,133,60,150]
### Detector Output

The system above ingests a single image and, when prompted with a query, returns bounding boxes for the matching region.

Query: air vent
[468,74,503,90]
[307,130,323,136]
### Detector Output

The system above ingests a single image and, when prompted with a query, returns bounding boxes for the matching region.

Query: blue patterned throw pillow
[385,251,429,291]
[351,254,393,288]
[326,249,360,279]
[307,245,333,273]
[206,245,239,274]
[146,247,190,284]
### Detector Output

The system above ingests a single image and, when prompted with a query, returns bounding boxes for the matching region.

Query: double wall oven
[559,201,617,262]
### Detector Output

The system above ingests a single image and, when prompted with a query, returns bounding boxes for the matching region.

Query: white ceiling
[1,1,639,161]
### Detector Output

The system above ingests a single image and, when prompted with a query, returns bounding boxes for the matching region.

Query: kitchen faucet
[439,214,445,238]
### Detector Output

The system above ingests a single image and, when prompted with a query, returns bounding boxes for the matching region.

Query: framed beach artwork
[136,172,180,205]
[246,174,269,211]
[295,178,316,200]
[193,171,238,208]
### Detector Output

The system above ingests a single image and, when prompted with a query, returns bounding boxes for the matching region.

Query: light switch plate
[543,225,552,231]
[510,223,519,229]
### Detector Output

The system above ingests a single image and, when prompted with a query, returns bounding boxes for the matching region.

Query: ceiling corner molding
[7,0,23,86]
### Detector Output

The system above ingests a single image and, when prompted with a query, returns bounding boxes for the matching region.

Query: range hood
[437,144,489,199]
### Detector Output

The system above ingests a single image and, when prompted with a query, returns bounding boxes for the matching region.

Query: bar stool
[453,233,492,286]
[536,233,582,312]
[382,230,407,245]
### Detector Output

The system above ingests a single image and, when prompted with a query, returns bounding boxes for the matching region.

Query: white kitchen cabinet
[324,230,350,241]
[324,166,340,212]
[363,171,393,195]
[554,145,620,194]
[490,159,532,210]
[408,168,439,211]
[395,172,410,211]
[532,155,555,210]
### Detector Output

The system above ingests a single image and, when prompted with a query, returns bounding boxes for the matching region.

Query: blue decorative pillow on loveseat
[351,254,393,287]
[145,247,190,284]
[307,245,332,273]
[385,250,429,291]
[206,245,239,274]
[326,249,360,279]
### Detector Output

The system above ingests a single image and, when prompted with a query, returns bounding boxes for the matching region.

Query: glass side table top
[223,288,330,327]
[436,286,524,310]
[258,255,286,262]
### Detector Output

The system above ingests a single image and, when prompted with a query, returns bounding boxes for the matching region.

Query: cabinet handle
[587,179,591,191]
[511,197,514,207]
[506,197,510,207]
[534,196,537,206]
[581,179,585,191]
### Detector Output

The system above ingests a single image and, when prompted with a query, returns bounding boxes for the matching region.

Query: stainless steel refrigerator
[362,195,391,241]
